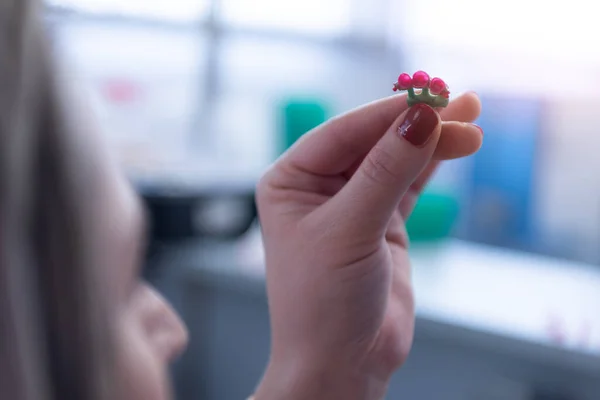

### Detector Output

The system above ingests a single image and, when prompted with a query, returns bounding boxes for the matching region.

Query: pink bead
[429,77,446,95]
[397,73,412,90]
[412,71,430,88]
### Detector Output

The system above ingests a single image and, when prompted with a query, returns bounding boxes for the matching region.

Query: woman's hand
[254,93,482,400]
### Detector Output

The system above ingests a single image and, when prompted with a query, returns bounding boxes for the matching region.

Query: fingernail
[397,103,438,147]
[472,124,484,135]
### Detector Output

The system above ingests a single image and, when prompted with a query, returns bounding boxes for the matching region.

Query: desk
[234,228,600,355]
[166,229,600,399]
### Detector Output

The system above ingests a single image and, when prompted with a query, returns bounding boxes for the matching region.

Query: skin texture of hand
[254,93,482,400]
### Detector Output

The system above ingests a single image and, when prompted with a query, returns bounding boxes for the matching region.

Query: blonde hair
[0,1,117,399]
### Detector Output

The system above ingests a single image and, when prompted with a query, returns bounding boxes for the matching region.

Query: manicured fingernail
[398,103,438,147]
[472,124,484,135]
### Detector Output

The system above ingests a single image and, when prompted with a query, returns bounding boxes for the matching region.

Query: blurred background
[45,1,600,399]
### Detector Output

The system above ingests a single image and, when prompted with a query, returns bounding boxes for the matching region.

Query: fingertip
[463,91,482,117]
[433,121,483,160]
[442,91,482,123]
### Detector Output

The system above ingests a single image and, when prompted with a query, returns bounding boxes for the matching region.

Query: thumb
[331,103,441,235]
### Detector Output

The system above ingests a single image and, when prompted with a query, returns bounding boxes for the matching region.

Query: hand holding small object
[252,79,482,400]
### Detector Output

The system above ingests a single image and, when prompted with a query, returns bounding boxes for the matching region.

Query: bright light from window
[47,0,210,22]
[219,0,351,37]
[399,0,600,62]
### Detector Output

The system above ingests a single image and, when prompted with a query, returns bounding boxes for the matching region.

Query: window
[218,0,352,37]
[47,0,210,23]
[396,0,600,63]
[48,0,391,42]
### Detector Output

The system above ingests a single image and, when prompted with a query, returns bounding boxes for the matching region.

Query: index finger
[284,94,409,176]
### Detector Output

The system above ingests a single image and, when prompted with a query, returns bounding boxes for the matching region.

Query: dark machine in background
[141,185,257,258]
[140,182,258,276]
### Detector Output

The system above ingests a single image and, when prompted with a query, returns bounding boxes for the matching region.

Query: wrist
[253,357,389,400]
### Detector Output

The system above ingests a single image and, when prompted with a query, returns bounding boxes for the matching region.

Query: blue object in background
[462,96,542,248]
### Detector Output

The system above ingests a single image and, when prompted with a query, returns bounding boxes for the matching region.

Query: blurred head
[0,2,187,400]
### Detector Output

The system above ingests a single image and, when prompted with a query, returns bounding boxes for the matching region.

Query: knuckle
[255,168,278,206]
[361,145,401,185]
[255,175,269,203]
[255,166,297,211]
[386,294,416,370]
[389,331,414,370]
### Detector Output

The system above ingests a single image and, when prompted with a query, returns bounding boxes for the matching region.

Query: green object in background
[279,98,329,154]
[405,190,460,242]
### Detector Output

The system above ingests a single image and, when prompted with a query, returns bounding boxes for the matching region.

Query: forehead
[63,79,146,293]
[62,73,145,235]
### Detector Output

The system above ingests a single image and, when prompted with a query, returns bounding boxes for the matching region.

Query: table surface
[199,227,600,358]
